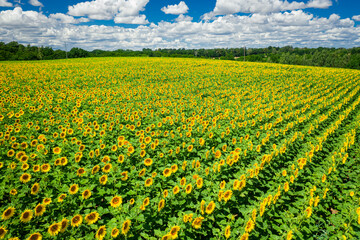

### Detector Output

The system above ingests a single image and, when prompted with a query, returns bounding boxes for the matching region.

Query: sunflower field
[0,57,360,240]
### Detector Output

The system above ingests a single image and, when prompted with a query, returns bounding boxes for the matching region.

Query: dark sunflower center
[23,212,30,218]
[36,206,43,213]
[5,209,12,216]
[51,225,58,231]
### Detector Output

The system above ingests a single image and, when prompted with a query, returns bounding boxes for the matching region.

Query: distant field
[0,57,359,240]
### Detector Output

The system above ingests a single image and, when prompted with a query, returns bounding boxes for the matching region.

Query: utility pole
[244,46,246,61]
[65,42,68,59]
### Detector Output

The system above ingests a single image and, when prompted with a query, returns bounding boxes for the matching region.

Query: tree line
[1,41,359,69]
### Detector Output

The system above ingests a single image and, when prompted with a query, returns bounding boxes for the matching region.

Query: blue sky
[0,0,359,50]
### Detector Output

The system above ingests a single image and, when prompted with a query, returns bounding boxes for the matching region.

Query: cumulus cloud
[0,7,359,50]
[353,15,360,21]
[161,1,189,15]
[210,0,332,15]
[0,0,13,7]
[50,13,89,24]
[29,0,43,7]
[68,0,149,24]
[175,14,193,22]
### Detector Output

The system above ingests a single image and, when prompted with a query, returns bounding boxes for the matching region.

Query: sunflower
[95,225,106,240]
[305,207,312,218]
[99,175,108,185]
[215,150,221,158]
[26,232,42,240]
[287,230,293,240]
[171,164,178,173]
[192,217,204,229]
[10,189,17,195]
[120,171,128,181]
[158,199,165,212]
[205,201,215,214]
[53,147,61,154]
[71,214,83,227]
[40,164,50,173]
[31,183,40,195]
[143,197,150,206]
[139,168,146,177]
[60,157,68,166]
[245,219,255,232]
[284,182,289,192]
[48,223,61,236]
[144,178,153,187]
[224,225,231,239]
[185,184,192,194]
[20,173,31,183]
[34,204,45,217]
[220,180,226,189]
[0,226,7,239]
[20,209,33,223]
[85,212,99,225]
[102,163,112,173]
[121,220,131,235]
[111,227,119,238]
[2,207,15,220]
[223,190,233,202]
[69,184,79,195]
[169,226,180,239]
[130,198,135,205]
[82,189,92,199]
[92,165,100,174]
[76,168,86,176]
[59,218,69,233]
[239,232,249,240]
[58,194,67,202]
[41,197,51,206]
[173,186,180,195]
[7,149,15,157]
[144,158,153,166]
[162,234,172,240]
[10,162,17,170]
[117,154,124,163]
[163,168,171,177]
[21,163,29,171]
[110,196,122,208]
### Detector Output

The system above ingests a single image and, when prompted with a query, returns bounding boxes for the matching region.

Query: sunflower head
[206,201,216,215]
[0,226,7,239]
[59,218,69,233]
[69,184,79,195]
[82,189,92,199]
[85,212,99,225]
[111,227,120,238]
[20,209,33,223]
[48,223,61,236]
[71,214,83,227]
[2,207,15,220]
[31,183,40,195]
[95,225,106,240]
[26,232,43,240]
[20,173,31,183]
[110,196,122,208]
[121,220,131,235]
[34,204,46,217]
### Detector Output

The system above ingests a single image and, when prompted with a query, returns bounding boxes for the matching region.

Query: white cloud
[211,0,332,15]
[307,0,332,8]
[352,15,360,21]
[175,14,193,22]
[29,0,43,7]
[0,7,359,51]
[50,13,89,24]
[161,1,189,15]
[0,0,13,7]
[68,0,149,24]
